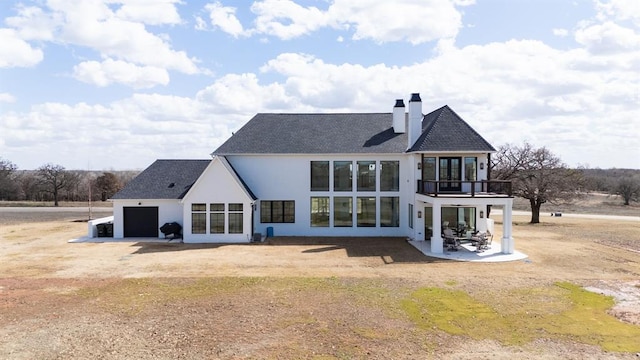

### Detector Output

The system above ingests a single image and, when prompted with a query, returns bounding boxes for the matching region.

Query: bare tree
[614,176,640,205]
[491,142,582,223]
[0,158,20,200]
[95,172,122,201]
[36,164,78,206]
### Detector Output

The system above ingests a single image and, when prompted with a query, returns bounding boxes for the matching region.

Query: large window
[357,197,376,227]
[422,157,436,180]
[380,161,399,191]
[210,203,225,234]
[191,203,206,234]
[464,157,477,181]
[310,197,329,227]
[334,197,353,227]
[228,203,243,234]
[442,207,476,233]
[261,200,295,223]
[357,161,376,191]
[380,197,399,227]
[334,161,352,191]
[310,161,329,191]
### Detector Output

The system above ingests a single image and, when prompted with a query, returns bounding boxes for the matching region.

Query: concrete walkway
[409,240,529,262]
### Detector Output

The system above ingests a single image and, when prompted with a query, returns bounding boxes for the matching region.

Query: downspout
[486,152,492,217]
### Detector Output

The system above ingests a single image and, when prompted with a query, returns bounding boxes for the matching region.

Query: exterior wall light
[417,210,422,218]
[480,211,484,218]
[417,162,421,170]
[479,162,485,170]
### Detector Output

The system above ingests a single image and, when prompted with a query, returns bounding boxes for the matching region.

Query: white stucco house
[110,93,515,254]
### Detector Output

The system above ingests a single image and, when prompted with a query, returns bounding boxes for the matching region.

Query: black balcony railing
[417,180,512,197]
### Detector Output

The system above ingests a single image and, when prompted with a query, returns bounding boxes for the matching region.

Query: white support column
[431,202,443,253]
[501,200,514,254]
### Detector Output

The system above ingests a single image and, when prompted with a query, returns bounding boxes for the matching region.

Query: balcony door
[439,157,461,192]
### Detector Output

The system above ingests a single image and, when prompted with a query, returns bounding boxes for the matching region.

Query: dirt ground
[0,207,639,359]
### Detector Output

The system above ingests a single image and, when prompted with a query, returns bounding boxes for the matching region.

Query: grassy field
[0,205,639,358]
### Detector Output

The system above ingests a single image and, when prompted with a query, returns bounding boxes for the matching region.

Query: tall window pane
[422,157,436,181]
[357,161,376,191]
[260,201,271,223]
[334,161,352,191]
[380,197,399,227]
[311,161,329,191]
[283,201,295,223]
[228,203,243,234]
[380,161,399,191]
[334,197,353,227]
[464,157,477,181]
[210,203,225,234]
[357,197,376,227]
[191,203,206,234]
[409,203,414,229]
[310,197,329,227]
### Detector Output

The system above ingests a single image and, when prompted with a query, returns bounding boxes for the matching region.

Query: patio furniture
[443,228,460,251]
[471,230,493,252]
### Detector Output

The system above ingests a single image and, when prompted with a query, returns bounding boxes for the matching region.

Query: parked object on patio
[160,222,182,239]
[471,230,493,252]
[443,228,460,251]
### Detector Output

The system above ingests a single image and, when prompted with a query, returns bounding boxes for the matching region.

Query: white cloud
[5,1,199,75]
[72,59,170,88]
[251,0,326,40]
[194,16,208,31]
[327,0,463,44]
[204,2,248,37]
[0,93,17,103]
[0,28,43,68]
[575,21,640,54]
[596,0,640,25]
[553,28,569,37]
[111,0,182,25]
[244,0,467,44]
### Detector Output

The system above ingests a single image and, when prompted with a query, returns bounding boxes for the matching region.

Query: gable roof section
[180,156,257,202]
[213,113,408,155]
[111,159,210,200]
[222,157,257,200]
[409,105,496,152]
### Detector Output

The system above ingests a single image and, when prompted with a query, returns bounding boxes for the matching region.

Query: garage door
[123,207,159,237]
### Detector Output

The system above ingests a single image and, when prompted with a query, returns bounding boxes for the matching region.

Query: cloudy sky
[1,0,638,171]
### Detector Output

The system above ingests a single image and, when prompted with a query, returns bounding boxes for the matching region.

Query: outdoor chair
[443,228,460,251]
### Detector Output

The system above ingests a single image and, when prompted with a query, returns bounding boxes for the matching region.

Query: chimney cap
[394,99,405,108]
[410,93,421,102]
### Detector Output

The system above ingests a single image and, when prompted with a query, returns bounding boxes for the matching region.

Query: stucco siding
[226,154,412,238]
[112,199,182,239]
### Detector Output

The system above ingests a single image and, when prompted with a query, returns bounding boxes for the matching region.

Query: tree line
[0,158,139,206]
[1,148,639,223]
[491,142,640,223]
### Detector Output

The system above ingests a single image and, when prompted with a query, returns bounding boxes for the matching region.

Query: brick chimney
[407,93,422,149]
[392,99,405,133]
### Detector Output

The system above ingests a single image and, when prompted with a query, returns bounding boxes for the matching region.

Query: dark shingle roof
[213,113,409,155]
[409,105,495,152]
[111,159,210,200]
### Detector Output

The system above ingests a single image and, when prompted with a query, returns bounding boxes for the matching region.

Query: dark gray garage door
[123,206,159,237]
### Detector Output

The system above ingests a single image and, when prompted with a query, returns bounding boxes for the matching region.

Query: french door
[439,157,461,192]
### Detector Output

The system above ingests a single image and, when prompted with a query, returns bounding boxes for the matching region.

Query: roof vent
[168,182,175,188]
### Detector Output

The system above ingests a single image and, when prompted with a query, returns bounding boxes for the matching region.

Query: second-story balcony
[417,180,512,197]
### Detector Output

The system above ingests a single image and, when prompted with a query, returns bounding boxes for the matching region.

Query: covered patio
[409,239,528,262]
[413,193,516,255]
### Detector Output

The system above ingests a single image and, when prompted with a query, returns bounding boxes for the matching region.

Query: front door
[439,157,461,192]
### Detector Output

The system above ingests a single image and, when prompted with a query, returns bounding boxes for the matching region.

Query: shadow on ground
[129,237,444,264]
